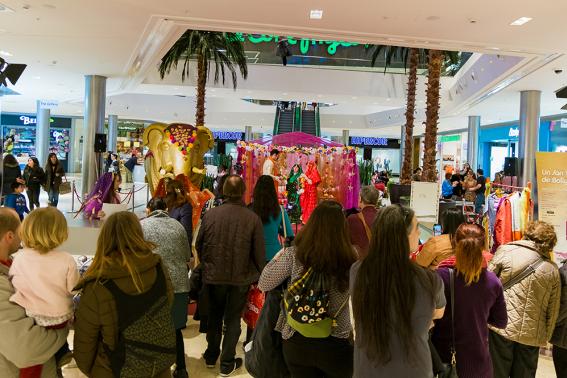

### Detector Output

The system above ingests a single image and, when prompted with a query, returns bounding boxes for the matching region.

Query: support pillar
[36,101,51,166]
[81,75,106,196]
[467,116,480,171]
[342,129,349,146]
[518,90,541,215]
[107,114,118,152]
[399,124,407,175]
[244,126,252,141]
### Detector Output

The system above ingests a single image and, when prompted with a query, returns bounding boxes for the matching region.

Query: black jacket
[1,163,21,197]
[196,200,266,286]
[23,166,45,187]
[552,262,567,348]
[44,163,65,191]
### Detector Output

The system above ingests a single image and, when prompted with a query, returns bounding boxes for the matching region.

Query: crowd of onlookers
[0,173,565,378]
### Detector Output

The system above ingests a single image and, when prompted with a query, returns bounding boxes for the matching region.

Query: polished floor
[61,317,558,378]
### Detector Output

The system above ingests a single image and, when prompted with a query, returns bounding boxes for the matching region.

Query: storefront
[207,131,243,165]
[115,121,146,156]
[1,113,72,171]
[437,133,468,175]
[349,136,401,175]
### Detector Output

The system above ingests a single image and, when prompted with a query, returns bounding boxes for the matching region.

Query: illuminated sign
[350,137,388,146]
[213,131,244,141]
[235,33,361,56]
[19,116,55,126]
[508,128,520,138]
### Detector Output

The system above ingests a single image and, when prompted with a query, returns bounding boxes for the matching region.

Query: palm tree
[159,30,248,126]
[369,46,426,184]
[421,50,459,182]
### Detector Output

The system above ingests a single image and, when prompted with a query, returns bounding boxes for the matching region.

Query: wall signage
[235,33,361,56]
[349,137,400,149]
[1,114,72,128]
[509,128,520,138]
[39,100,59,110]
[213,131,244,141]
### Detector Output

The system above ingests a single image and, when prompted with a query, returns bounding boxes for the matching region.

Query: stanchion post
[71,181,75,213]
[132,184,135,212]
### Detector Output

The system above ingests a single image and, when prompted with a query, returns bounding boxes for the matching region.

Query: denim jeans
[475,192,485,214]
[48,187,60,207]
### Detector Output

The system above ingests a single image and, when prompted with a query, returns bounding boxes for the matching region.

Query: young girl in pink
[9,207,79,378]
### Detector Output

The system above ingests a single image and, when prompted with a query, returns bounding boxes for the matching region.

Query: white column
[36,101,51,165]
[81,75,106,196]
[244,125,252,141]
[107,114,118,152]
[467,116,481,170]
[342,129,349,146]
[518,91,541,188]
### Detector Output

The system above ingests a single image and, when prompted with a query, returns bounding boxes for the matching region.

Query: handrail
[315,106,321,136]
[273,106,281,135]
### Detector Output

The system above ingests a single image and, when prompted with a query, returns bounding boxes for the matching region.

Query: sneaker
[202,354,215,369]
[220,358,243,377]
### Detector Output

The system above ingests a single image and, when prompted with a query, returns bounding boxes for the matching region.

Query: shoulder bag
[356,212,372,242]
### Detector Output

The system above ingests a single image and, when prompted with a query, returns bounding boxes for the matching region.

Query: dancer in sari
[300,161,321,223]
[78,173,121,220]
[286,164,303,224]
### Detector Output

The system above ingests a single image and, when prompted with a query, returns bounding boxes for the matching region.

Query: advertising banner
[536,152,567,255]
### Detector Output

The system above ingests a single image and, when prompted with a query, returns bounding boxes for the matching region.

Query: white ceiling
[1,0,567,137]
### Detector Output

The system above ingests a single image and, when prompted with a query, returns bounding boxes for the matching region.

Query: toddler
[5,181,29,220]
[9,207,79,377]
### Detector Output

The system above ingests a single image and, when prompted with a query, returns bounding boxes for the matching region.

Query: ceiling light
[310,10,323,19]
[0,50,12,57]
[510,17,532,26]
[351,96,358,100]
[33,76,40,80]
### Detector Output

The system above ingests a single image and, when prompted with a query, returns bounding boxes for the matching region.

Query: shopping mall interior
[1,1,567,377]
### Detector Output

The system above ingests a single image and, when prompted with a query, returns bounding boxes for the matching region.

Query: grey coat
[141,210,191,293]
[551,262,567,348]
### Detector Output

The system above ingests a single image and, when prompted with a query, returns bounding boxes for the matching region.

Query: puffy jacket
[551,262,567,348]
[196,199,266,285]
[73,253,173,378]
[1,162,21,197]
[0,263,68,377]
[44,162,65,191]
[23,165,45,187]
[489,240,561,347]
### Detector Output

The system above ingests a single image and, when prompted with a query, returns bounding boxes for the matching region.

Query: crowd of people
[1,153,67,211]
[0,170,566,378]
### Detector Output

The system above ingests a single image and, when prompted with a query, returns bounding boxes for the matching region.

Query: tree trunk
[195,55,207,126]
[422,49,444,183]
[400,48,419,185]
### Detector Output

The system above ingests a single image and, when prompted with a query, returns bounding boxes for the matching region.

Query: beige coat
[489,240,561,346]
[415,234,454,270]
[0,263,68,377]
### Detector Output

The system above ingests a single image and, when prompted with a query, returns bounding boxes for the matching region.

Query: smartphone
[433,224,442,237]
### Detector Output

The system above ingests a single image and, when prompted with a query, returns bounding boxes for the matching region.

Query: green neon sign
[235,33,361,56]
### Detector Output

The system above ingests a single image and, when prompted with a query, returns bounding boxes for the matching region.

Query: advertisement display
[536,152,567,255]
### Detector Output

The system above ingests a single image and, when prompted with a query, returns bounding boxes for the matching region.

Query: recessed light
[33,76,41,80]
[282,92,288,95]
[310,10,323,20]
[510,17,532,26]
[351,96,358,100]
[0,50,12,57]
[386,98,391,102]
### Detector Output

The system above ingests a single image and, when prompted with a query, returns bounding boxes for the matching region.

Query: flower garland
[165,125,198,156]
[236,141,358,155]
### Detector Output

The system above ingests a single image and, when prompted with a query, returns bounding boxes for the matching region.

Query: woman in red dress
[300,161,321,223]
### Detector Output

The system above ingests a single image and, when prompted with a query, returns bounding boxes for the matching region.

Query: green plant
[358,159,374,185]
[201,174,214,191]
[159,31,248,126]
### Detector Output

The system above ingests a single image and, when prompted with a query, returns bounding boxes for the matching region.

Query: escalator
[273,102,321,136]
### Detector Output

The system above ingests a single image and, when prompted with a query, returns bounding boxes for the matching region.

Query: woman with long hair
[23,157,44,210]
[462,170,477,203]
[258,201,357,377]
[416,207,466,269]
[432,223,507,378]
[1,154,23,201]
[44,152,65,207]
[286,164,303,224]
[351,205,446,377]
[74,211,176,378]
[252,175,294,261]
[165,179,193,246]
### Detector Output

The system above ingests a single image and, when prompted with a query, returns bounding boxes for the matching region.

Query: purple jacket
[432,267,507,378]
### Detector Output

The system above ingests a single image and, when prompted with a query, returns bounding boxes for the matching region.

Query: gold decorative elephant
[143,123,214,195]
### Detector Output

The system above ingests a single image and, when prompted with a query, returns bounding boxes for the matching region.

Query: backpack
[102,263,176,377]
[283,268,348,338]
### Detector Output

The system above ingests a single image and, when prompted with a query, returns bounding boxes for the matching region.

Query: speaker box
[217,141,226,155]
[94,133,107,153]
[363,147,372,161]
[504,157,518,176]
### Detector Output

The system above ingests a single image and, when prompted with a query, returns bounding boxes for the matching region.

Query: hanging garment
[493,196,513,252]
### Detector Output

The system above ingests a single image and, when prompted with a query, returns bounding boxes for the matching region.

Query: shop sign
[213,131,244,141]
[235,33,360,56]
[349,137,400,149]
[509,128,520,138]
[0,114,72,128]
[440,135,461,143]
[561,119,567,129]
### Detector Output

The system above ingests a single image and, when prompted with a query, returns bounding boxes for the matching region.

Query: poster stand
[410,182,440,225]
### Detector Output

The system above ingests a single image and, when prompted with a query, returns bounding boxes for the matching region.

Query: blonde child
[9,207,79,377]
